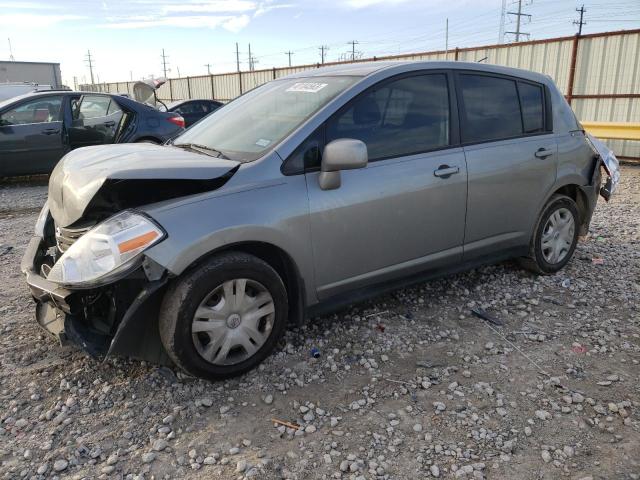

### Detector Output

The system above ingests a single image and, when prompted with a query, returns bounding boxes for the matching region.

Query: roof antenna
[477,56,488,63]
[8,37,15,61]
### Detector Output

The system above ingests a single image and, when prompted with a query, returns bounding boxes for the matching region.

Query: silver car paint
[111,61,593,309]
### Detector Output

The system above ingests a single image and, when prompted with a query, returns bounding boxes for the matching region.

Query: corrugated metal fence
[82,28,640,159]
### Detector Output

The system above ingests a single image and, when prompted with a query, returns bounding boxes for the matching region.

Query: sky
[1,0,638,87]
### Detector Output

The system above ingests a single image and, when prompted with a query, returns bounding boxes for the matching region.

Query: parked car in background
[0,91,185,176]
[23,61,616,380]
[163,99,223,127]
[0,82,56,102]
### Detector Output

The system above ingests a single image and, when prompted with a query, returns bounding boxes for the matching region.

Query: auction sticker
[286,82,328,93]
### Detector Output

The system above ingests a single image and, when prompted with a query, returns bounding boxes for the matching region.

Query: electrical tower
[161,49,169,78]
[285,50,294,67]
[574,5,586,36]
[505,0,531,42]
[319,45,329,64]
[84,50,95,85]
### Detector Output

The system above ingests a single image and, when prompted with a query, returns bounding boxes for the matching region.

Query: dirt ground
[0,167,638,480]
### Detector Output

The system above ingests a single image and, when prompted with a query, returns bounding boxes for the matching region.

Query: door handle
[534,148,553,159]
[42,128,60,135]
[433,165,460,178]
[104,121,116,127]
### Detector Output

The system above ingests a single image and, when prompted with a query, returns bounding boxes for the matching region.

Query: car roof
[285,60,551,85]
[167,99,220,108]
[0,90,110,110]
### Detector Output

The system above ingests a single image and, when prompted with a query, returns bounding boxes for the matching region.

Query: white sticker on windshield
[286,82,328,93]
[255,138,271,147]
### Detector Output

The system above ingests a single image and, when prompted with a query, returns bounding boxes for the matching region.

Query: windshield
[173,76,359,161]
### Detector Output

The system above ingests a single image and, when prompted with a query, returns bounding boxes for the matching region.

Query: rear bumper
[22,235,171,364]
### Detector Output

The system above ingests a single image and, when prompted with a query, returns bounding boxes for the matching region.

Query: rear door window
[458,74,522,143]
[326,74,450,161]
[77,95,110,119]
[518,82,544,133]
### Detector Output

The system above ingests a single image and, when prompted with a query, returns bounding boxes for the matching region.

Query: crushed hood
[49,144,240,227]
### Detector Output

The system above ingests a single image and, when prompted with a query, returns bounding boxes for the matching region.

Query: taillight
[168,116,185,129]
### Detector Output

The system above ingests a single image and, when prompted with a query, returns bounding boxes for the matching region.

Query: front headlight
[47,211,165,288]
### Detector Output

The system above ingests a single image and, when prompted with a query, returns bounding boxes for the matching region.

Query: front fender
[141,176,315,303]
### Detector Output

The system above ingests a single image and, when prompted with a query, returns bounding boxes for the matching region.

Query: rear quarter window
[518,82,544,133]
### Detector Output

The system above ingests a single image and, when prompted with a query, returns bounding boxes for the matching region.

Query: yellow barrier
[582,122,640,141]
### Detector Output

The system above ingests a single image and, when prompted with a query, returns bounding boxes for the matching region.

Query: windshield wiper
[174,143,229,159]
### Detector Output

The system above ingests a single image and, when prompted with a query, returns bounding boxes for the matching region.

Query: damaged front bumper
[21,235,172,365]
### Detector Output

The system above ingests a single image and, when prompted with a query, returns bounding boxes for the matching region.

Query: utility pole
[347,40,359,61]
[248,43,256,71]
[130,71,133,81]
[161,48,169,78]
[574,5,586,36]
[204,63,212,75]
[8,38,14,61]
[506,0,530,42]
[235,43,241,72]
[85,50,95,85]
[73,76,77,90]
[445,18,449,55]
[285,50,294,67]
[319,45,328,64]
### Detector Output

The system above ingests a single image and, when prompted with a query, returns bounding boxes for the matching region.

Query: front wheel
[518,194,579,275]
[159,252,288,380]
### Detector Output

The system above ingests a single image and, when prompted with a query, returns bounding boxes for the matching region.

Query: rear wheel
[159,252,288,380]
[518,194,579,274]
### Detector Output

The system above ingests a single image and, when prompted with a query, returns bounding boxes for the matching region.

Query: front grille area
[55,224,92,252]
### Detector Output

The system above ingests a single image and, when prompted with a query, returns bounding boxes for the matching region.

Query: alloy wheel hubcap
[191,278,275,366]
[541,207,575,264]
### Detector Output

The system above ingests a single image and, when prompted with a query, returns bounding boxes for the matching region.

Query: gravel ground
[0,167,638,480]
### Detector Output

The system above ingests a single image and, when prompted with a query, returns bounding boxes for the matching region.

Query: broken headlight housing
[47,211,165,288]
[34,201,50,237]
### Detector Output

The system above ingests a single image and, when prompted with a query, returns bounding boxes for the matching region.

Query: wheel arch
[546,183,592,235]
[179,241,306,326]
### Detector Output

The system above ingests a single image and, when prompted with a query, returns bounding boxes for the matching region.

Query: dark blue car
[0,91,185,177]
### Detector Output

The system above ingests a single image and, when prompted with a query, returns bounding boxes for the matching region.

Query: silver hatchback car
[23,61,607,380]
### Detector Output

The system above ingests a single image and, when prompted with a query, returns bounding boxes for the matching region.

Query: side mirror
[319,139,368,190]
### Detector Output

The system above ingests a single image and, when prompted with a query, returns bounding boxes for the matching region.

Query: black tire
[159,252,288,380]
[518,194,579,275]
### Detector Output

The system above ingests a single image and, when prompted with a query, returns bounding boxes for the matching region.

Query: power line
[84,50,95,85]
[574,5,586,36]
